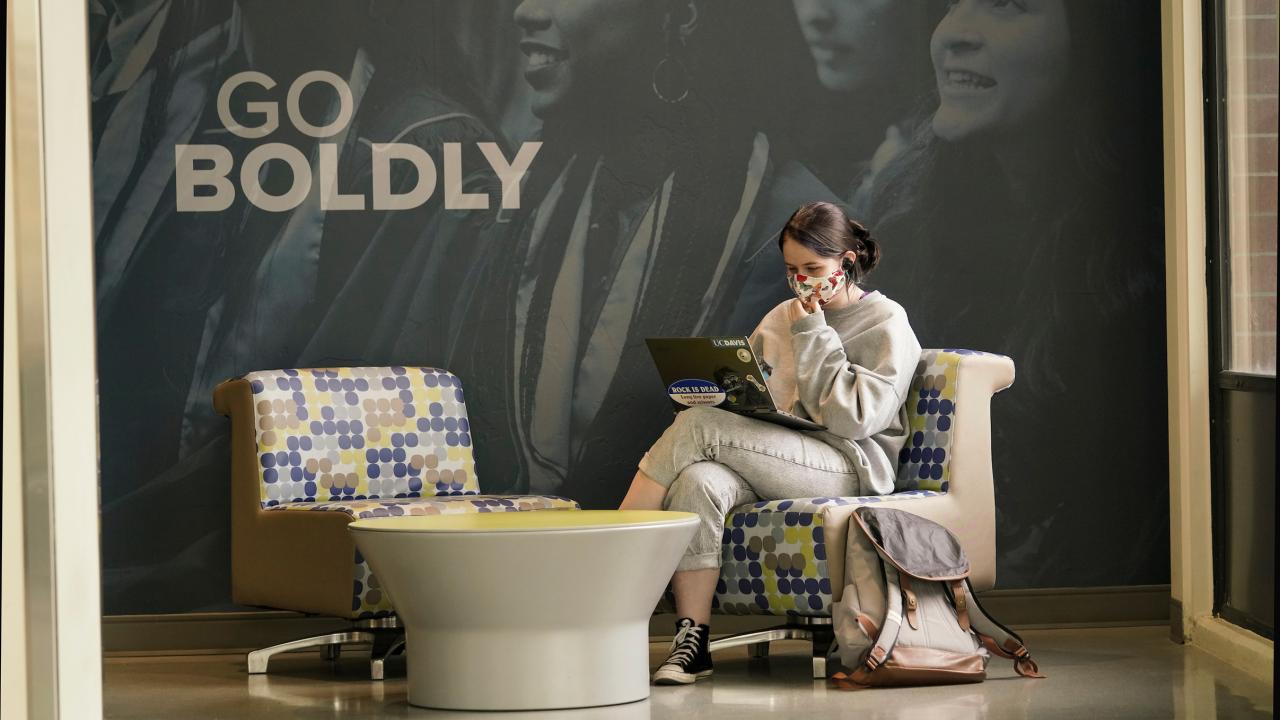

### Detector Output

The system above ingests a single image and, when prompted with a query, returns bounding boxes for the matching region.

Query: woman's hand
[801,291,821,315]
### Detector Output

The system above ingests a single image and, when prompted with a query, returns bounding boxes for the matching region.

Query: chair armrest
[212,376,242,417]
[940,349,1015,397]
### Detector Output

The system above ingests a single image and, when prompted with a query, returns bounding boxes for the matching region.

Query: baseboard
[972,584,1171,630]
[102,611,351,657]
[102,585,1171,656]
[1187,615,1274,683]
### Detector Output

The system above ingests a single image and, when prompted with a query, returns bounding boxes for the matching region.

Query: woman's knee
[669,406,724,443]
[663,462,739,514]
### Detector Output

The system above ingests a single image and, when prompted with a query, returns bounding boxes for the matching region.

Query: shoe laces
[664,621,705,667]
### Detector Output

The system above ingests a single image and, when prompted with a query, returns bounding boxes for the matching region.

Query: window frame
[1202,0,1277,640]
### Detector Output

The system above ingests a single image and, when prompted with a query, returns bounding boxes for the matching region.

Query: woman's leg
[635,407,860,629]
[639,406,862,617]
[661,462,757,624]
[671,569,720,626]
[618,469,667,511]
[651,462,757,683]
[619,463,752,624]
[639,406,862,502]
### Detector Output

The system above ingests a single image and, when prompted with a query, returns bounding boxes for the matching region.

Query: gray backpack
[830,507,1045,688]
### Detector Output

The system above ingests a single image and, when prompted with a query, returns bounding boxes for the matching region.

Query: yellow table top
[348,509,698,533]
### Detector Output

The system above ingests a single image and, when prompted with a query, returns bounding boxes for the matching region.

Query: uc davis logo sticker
[667,379,726,408]
[710,338,746,348]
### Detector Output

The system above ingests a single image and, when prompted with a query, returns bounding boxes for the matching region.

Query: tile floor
[102,627,1273,719]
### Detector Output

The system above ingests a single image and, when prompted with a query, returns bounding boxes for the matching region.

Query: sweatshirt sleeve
[788,307,921,441]
[747,318,764,354]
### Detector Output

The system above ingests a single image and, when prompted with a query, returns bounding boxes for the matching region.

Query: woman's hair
[778,201,881,282]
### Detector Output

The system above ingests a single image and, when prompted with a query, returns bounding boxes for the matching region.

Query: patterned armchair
[213,366,579,679]
[701,349,1015,678]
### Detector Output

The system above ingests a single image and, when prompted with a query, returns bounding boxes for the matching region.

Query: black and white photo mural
[90,0,1167,613]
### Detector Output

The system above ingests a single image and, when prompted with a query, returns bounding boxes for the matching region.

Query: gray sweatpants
[638,406,861,572]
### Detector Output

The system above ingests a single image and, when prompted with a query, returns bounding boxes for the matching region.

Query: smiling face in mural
[792,0,910,93]
[513,0,657,120]
[930,0,1070,141]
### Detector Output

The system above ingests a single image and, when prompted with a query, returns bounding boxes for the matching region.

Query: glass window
[1223,0,1278,375]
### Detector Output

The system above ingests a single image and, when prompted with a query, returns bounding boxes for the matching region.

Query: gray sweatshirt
[748,292,922,495]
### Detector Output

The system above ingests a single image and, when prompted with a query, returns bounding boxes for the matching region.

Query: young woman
[619,201,922,685]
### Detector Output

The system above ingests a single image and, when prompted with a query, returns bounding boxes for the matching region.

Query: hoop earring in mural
[652,57,691,104]
[652,2,697,104]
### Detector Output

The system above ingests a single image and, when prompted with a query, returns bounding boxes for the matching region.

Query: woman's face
[792,0,908,93]
[513,0,655,120]
[781,234,853,291]
[930,0,1070,141]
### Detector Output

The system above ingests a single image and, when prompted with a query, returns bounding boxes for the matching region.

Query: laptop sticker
[668,379,726,407]
[736,348,752,363]
[710,337,747,348]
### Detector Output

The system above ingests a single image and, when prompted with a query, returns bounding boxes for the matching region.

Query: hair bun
[847,218,870,241]
[845,217,879,279]
[857,233,881,277]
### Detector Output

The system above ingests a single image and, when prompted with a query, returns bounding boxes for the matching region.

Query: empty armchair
[214,366,579,678]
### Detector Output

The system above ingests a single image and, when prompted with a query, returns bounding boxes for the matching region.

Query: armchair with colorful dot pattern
[699,349,1015,678]
[213,366,580,679]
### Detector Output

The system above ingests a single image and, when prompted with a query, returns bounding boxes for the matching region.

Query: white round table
[348,510,698,711]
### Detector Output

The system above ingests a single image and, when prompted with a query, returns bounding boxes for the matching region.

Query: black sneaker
[652,618,713,685]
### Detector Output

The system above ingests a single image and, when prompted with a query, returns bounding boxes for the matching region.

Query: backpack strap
[950,580,971,632]
[900,574,920,630]
[963,578,1046,679]
[864,567,905,671]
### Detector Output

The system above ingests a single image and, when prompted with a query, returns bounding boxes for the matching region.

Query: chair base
[707,616,833,680]
[246,617,405,680]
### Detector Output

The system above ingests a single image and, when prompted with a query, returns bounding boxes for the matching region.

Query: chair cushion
[712,492,940,617]
[267,494,580,617]
[243,367,479,507]
[263,494,580,520]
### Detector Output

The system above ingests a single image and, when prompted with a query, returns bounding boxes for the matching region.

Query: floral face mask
[788,268,847,306]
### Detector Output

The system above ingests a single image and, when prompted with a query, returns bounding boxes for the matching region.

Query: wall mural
[90,0,1167,613]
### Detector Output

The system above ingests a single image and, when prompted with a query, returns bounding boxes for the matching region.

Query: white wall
[4,23,31,718]
[5,0,104,716]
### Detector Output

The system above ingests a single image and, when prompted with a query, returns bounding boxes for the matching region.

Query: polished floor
[103,627,1272,719]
